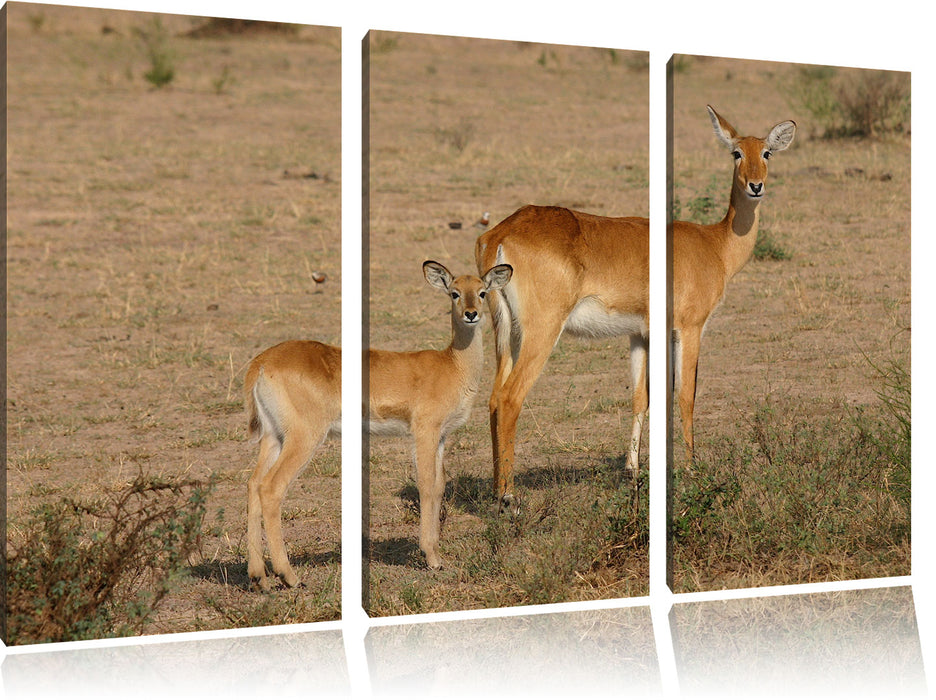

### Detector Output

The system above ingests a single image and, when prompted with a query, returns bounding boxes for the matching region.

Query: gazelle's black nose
[749,182,763,195]
[464,310,478,322]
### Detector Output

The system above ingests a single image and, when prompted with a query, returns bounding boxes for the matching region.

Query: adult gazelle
[476,105,795,512]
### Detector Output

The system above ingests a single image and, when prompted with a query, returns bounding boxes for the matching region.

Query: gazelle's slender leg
[414,426,446,569]
[676,325,702,462]
[486,287,515,490]
[491,319,563,512]
[247,435,280,586]
[626,333,649,476]
[258,427,320,588]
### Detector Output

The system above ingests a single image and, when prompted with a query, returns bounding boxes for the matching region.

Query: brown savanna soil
[5,4,341,641]
[365,32,649,615]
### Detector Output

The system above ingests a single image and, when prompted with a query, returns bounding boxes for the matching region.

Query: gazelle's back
[476,205,649,316]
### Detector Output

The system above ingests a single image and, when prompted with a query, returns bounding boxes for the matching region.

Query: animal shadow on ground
[191,550,340,591]
[600,453,647,487]
[377,453,643,570]
[368,537,423,568]
[394,453,639,519]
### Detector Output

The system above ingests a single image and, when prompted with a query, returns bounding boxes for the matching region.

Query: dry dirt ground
[6,4,341,639]
[365,32,650,615]
[669,56,910,590]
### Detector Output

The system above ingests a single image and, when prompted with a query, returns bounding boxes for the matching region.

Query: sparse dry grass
[365,31,650,614]
[6,3,341,640]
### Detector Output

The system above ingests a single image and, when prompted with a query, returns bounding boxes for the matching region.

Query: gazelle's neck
[719,182,762,279]
[448,317,485,382]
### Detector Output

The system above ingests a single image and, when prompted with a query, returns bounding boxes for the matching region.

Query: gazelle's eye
[763,150,772,160]
[479,291,487,299]
[732,150,742,160]
[450,292,459,300]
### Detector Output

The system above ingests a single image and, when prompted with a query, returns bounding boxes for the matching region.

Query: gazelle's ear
[766,120,796,152]
[707,105,738,149]
[423,260,453,291]
[482,263,513,291]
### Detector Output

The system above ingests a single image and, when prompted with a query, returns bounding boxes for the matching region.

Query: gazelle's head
[707,105,795,200]
[423,260,513,326]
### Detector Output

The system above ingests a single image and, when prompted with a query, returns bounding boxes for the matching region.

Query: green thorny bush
[6,473,215,644]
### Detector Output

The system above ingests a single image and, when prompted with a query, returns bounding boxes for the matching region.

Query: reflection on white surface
[672,586,926,696]
[0,586,927,698]
[365,606,661,697]
[1,629,349,699]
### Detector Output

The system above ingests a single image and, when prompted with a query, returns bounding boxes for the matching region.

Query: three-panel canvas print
[1,1,917,689]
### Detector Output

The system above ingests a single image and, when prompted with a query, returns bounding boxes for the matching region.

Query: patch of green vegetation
[7,474,214,644]
[753,228,793,261]
[201,567,340,628]
[134,17,175,89]
[367,450,648,616]
[673,351,910,590]
[783,65,910,138]
[673,175,721,223]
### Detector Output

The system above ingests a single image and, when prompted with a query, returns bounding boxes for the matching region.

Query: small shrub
[784,66,910,138]
[673,175,722,224]
[836,70,911,137]
[686,194,716,222]
[672,467,742,551]
[134,17,175,89]
[753,228,792,261]
[6,473,215,644]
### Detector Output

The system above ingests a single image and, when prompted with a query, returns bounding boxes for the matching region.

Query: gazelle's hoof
[278,570,300,589]
[251,575,275,593]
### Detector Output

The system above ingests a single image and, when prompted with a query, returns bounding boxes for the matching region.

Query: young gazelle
[245,260,512,590]
[476,106,794,512]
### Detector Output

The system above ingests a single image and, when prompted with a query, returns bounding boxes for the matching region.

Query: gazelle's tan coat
[244,260,512,589]
[672,106,795,458]
[476,106,794,511]
[476,208,649,512]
